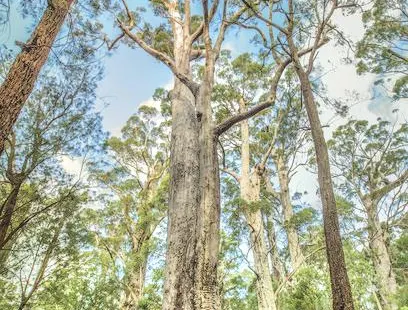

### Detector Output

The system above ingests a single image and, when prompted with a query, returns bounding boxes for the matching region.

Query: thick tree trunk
[364,197,397,310]
[275,156,304,271]
[195,77,221,310]
[240,111,277,310]
[162,78,200,310]
[0,0,73,154]
[0,182,22,250]
[163,8,221,309]
[295,66,354,310]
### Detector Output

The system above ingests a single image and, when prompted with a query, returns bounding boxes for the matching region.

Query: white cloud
[59,156,85,179]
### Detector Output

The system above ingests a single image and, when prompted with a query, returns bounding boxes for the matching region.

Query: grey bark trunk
[275,155,304,271]
[364,197,397,310]
[162,78,200,310]
[162,8,221,309]
[240,109,277,310]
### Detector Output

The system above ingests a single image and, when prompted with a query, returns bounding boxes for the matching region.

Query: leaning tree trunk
[0,0,73,154]
[240,109,277,310]
[364,197,397,310]
[286,34,354,308]
[0,182,22,250]
[295,66,354,310]
[275,155,304,271]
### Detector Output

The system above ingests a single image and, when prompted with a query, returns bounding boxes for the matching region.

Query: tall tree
[105,1,314,308]
[329,119,408,310]
[91,103,169,310]
[240,0,355,308]
[0,0,74,154]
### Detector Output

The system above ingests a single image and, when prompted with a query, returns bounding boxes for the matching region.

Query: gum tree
[329,119,408,310]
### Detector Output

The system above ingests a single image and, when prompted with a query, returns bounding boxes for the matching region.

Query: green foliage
[356,0,408,98]
[280,266,330,310]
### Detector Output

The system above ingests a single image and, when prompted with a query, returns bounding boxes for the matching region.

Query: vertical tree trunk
[194,75,221,310]
[0,183,22,250]
[294,65,354,310]
[275,156,304,271]
[0,0,73,154]
[240,107,277,310]
[364,197,397,310]
[162,78,200,310]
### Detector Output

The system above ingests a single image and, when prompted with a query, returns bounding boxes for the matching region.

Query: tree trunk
[162,78,200,310]
[364,197,397,310]
[0,0,73,154]
[275,155,304,271]
[122,259,147,310]
[285,32,354,307]
[240,108,277,310]
[295,66,354,310]
[19,220,62,310]
[0,182,22,250]
[264,212,285,281]
[194,73,222,309]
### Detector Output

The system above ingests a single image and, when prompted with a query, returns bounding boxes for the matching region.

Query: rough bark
[162,78,200,310]
[287,31,354,309]
[274,155,304,271]
[240,106,277,310]
[195,74,221,309]
[294,65,354,310]
[0,0,73,155]
[364,197,397,310]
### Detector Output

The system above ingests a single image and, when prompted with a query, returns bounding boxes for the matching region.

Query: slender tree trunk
[294,65,354,310]
[0,0,73,154]
[364,197,397,310]
[240,106,277,310]
[286,31,354,308]
[264,212,285,281]
[275,155,304,271]
[0,182,22,250]
[19,221,62,310]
